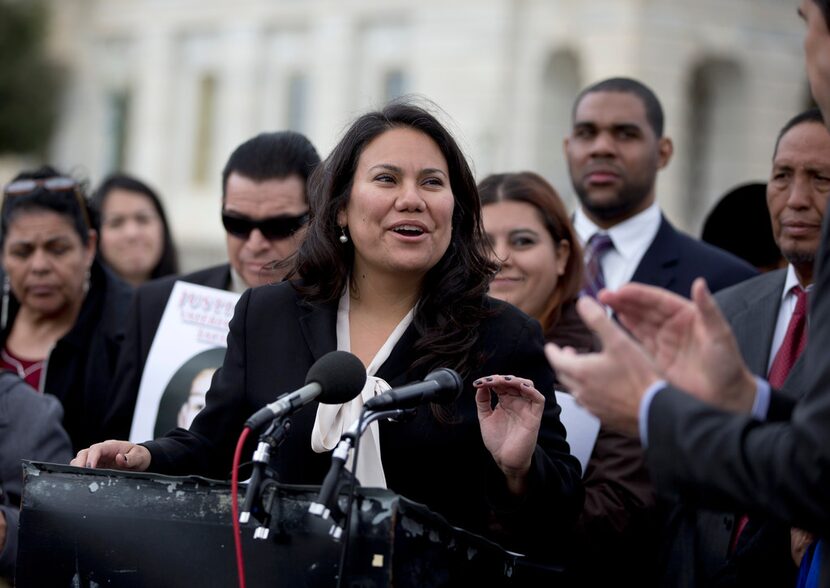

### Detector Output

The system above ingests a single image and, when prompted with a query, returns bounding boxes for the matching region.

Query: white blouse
[310,288,415,488]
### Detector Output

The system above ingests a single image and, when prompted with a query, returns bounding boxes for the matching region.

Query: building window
[538,50,580,207]
[286,73,308,134]
[685,59,746,229]
[383,69,406,102]
[106,90,131,171]
[193,74,217,185]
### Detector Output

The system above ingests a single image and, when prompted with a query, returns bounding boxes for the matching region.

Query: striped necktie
[582,233,614,299]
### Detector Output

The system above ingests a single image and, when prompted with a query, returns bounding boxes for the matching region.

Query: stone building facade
[38,0,808,268]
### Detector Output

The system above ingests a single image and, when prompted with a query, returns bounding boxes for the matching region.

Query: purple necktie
[582,233,614,299]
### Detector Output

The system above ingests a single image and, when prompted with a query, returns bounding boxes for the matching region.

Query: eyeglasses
[4,177,79,196]
[3,176,91,229]
[221,212,309,240]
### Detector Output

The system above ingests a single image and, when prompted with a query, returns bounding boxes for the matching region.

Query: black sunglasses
[221,212,309,240]
[3,176,91,229]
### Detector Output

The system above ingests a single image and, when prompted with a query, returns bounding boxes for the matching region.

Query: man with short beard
[663,107,829,586]
[565,77,756,299]
[546,2,830,583]
[561,76,756,585]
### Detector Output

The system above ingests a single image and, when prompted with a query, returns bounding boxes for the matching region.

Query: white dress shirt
[573,201,662,291]
[311,289,415,488]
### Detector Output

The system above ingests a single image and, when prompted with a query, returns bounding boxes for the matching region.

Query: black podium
[16,462,534,587]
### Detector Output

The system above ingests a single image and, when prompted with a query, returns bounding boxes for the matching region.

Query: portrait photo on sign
[153,347,225,437]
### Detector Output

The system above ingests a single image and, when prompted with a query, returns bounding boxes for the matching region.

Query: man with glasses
[102,131,321,440]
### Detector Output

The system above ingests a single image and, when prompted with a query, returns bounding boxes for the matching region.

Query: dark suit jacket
[561,216,757,586]
[0,260,132,452]
[646,210,830,543]
[631,215,758,297]
[102,264,231,439]
[143,281,584,558]
[660,270,805,586]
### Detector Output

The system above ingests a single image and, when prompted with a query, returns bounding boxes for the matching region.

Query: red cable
[231,426,251,588]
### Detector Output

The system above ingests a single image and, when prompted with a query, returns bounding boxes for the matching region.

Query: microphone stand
[308,407,416,588]
[308,407,414,533]
[239,416,291,540]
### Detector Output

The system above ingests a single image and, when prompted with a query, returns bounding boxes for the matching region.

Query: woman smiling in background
[481,171,657,585]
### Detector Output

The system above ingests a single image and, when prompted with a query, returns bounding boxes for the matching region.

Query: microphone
[363,368,462,412]
[244,350,366,431]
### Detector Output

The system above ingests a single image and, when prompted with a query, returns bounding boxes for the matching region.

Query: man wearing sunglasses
[102,131,321,440]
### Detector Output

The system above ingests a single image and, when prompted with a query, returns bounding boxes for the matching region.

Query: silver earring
[339,226,349,244]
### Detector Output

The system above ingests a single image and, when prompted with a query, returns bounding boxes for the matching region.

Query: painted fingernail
[473,379,482,386]
[85,462,92,468]
[522,382,531,387]
[504,376,512,381]
[485,376,494,382]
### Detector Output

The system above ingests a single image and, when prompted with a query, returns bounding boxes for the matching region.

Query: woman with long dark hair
[92,173,179,286]
[74,102,583,555]
[481,172,658,584]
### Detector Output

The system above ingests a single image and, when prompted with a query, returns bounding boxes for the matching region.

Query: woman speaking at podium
[74,101,583,556]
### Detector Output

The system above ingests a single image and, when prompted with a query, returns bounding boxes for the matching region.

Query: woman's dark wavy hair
[92,173,180,280]
[479,172,583,332]
[293,100,498,389]
[1,165,92,247]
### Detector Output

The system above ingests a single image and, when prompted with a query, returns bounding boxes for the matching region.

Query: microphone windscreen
[306,350,366,404]
[424,368,463,404]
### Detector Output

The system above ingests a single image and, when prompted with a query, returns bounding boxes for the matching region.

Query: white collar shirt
[573,201,662,291]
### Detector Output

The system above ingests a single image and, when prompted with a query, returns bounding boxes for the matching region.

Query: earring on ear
[339,226,349,244]
[83,268,91,296]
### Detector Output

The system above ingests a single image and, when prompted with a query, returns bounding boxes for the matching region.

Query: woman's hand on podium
[70,440,151,471]
[473,374,544,497]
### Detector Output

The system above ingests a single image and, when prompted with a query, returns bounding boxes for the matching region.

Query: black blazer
[102,264,231,439]
[646,209,830,539]
[631,216,758,297]
[0,260,132,452]
[144,281,584,556]
[561,216,757,586]
[659,270,806,587]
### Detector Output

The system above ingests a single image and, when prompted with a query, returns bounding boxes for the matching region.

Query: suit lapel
[630,216,680,291]
[297,298,338,362]
[374,323,419,387]
[780,351,810,402]
[296,296,417,387]
[729,272,786,377]
[206,265,232,290]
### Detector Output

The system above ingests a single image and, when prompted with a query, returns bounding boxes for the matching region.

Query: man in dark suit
[565,76,757,298]
[662,108,829,586]
[547,2,830,584]
[561,76,756,585]
[102,131,321,439]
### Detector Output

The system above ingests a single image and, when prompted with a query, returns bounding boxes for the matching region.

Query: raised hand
[545,295,660,436]
[473,374,545,495]
[603,278,757,413]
